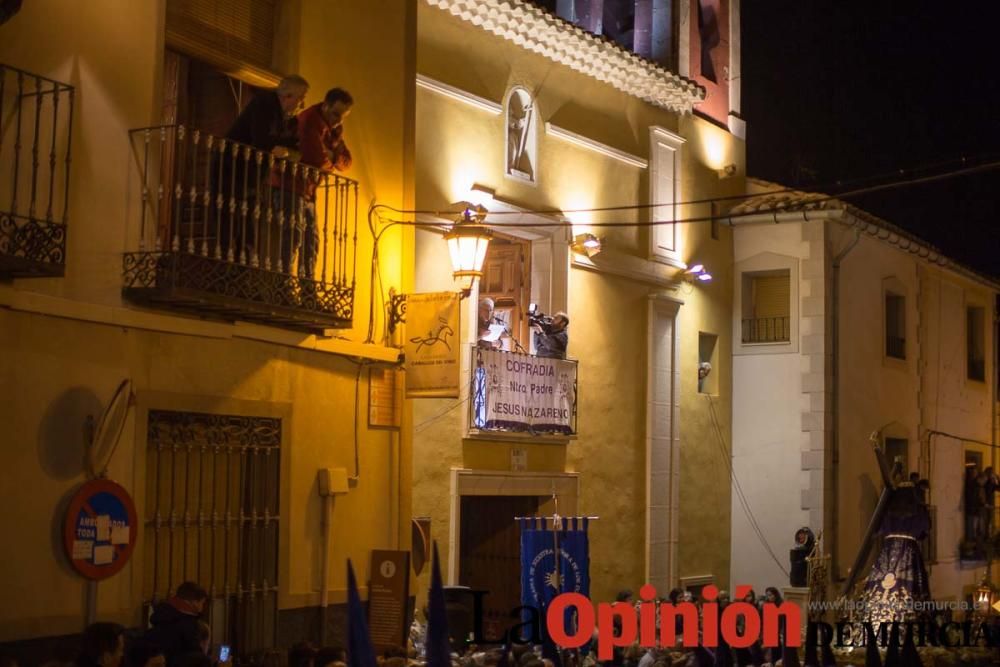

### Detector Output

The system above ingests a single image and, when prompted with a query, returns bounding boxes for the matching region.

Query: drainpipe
[318,468,349,644]
[830,228,862,583]
[993,295,999,577]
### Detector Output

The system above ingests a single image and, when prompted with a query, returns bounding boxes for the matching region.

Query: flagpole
[512,516,601,521]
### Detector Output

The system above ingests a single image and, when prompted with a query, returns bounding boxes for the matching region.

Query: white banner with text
[472,348,577,435]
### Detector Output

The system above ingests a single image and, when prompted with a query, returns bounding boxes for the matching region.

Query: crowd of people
[408,586,793,667]
[1,579,796,667]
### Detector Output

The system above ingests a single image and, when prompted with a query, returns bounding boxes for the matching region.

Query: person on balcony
[477,297,500,350]
[296,88,354,283]
[221,75,309,267]
[533,311,569,359]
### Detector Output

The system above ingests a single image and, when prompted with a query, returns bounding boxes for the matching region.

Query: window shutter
[752,275,790,318]
[166,0,281,88]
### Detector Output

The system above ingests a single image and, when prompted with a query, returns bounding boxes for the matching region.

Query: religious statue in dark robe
[857,484,931,624]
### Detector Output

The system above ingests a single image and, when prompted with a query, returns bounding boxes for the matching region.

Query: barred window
[144,409,280,660]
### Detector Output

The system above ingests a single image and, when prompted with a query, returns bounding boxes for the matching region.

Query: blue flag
[347,559,377,667]
[426,542,451,667]
[520,517,591,646]
[520,517,591,607]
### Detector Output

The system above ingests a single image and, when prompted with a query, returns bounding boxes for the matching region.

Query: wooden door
[459,495,541,642]
[480,237,531,352]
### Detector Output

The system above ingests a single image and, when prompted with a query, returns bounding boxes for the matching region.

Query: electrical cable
[370,154,1000,220]
[372,157,1000,231]
[352,360,366,480]
[706,394,790,578]
[414,390,472,433]
[361,155,1000,356]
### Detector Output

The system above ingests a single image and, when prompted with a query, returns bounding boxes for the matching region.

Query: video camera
[527,303,554,332]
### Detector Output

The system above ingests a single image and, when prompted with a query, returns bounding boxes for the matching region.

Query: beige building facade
[0,0,415,659]
[730,180,1000,602]
[408,0,745,627]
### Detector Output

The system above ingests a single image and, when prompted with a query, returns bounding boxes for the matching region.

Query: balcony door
[480,236,531,353]
[159,52,267,251]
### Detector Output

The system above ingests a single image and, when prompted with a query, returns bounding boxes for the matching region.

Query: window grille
[144,409,280,662]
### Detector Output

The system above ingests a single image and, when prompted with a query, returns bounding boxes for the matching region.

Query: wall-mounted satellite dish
[86,379,133,479]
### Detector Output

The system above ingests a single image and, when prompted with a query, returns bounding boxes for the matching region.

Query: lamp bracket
[387,291,408,335]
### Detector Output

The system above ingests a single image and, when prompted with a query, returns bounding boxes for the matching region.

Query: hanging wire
[370,154,1000,221]
[706,394,790,578]
[370,157,1000,229]
[360,155,1000,348]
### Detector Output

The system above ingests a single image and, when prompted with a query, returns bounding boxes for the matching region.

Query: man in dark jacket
[533,312,569,360]
[145,582,208,667]
[220,75,309,266]
[226,74,308,158]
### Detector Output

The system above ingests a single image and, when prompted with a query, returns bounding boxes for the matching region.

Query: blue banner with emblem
[520,517,590,639]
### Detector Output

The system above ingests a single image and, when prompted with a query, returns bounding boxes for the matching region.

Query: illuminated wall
[0,0,414,647]
[411,0,745,608]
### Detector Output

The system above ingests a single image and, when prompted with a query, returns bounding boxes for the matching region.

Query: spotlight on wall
[674,263,712,285]
[716,164,737,179]
[570,232,602,257]
[465,183,495,207]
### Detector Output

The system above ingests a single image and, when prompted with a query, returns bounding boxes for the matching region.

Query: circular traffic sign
[63,478,138,580]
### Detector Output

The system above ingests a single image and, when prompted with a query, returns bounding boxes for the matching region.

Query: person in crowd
[533,312,569,360]
[762,587,786,665]
[222,74,309,266]
[315,646,347,667]
[965,464,982,543]
[408,607,428,659]
[125,641,165,667]
[295,87,353,282]
[982,466,998,539]
[144,582,208,667]
[171,653,210,667]
[77,623,125,667]
[195,623,211,657]
[288,642,317,667]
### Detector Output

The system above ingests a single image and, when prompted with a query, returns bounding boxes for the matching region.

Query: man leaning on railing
[223,74,309,268]
[296,88,354,283]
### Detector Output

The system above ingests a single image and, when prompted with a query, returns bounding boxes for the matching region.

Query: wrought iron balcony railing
[122,125,357,332]
[470,346,578,437]
[0,64,74,277]
[742,316,791,344]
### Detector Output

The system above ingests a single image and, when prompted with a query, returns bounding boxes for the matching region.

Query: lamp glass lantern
[976,575,994,614]
[446,208,493,280]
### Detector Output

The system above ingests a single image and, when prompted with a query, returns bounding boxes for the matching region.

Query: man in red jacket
[295,88,353,283]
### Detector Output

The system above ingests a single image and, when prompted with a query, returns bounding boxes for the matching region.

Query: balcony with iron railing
[470,345,578,437]
[122,125,358,332]
[0,64,74,277]
[742,316,791,344]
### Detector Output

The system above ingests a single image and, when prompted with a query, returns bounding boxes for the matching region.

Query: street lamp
[445,206,492,283]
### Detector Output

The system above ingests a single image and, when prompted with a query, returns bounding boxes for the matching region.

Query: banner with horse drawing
[404,292,461,398]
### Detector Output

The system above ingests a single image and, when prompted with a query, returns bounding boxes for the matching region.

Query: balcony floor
[122,251,353,333]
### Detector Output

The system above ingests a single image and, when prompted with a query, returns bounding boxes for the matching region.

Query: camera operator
[532,311,569,360]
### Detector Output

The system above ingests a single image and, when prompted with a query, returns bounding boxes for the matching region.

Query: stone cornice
[424,0,705,114]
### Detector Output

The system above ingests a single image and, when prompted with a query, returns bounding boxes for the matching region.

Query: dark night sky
[742,2,1000,279]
